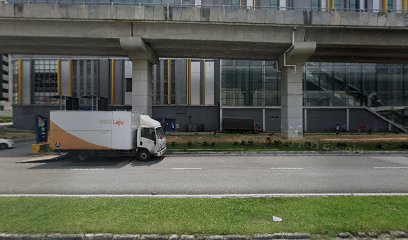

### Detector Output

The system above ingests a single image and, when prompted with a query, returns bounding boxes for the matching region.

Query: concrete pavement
[0,141,407,195]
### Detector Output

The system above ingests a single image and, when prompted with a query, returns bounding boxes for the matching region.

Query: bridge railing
[2,0,406,13]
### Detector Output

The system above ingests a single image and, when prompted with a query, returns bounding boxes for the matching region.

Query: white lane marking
[71,168,105,171]
[373,167,408,169]
[1,193,408,198]
[270,167,304,170]
[171,168,202,170]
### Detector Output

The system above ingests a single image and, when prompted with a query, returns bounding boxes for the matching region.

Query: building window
[72,60,99,106]
[221,60,280,107]
[33,59,58,104]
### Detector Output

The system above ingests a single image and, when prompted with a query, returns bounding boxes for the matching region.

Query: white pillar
[373,0,380,12]
[132,59,152,116]
[321,0,327,11]
[279,0,286,9]
[247,0,253,8]
[359,0,366,10]
[396,0,402,12]
[281,65,304,138]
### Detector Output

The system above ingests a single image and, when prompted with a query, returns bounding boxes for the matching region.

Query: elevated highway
[0,3,407,62]
[1,3,407,137]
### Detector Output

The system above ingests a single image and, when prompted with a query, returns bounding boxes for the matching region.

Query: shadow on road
[29,155,165,170]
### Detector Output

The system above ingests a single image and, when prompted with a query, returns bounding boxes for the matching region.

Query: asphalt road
[0,141,408,195]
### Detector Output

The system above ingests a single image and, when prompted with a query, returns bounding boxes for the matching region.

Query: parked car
[0,139,15,150]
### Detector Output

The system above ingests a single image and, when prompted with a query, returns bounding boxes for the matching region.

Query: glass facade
[221,60,280,106]
[221,60,408,108]
[304,62,408,107]
[72,60,100,105]
[33,60,58,104]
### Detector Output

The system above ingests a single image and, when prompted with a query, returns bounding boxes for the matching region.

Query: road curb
[166,151,408,156]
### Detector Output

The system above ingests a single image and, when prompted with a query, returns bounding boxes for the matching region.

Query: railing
[1,0,407,13]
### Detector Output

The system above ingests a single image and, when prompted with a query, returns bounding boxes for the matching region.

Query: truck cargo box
[50,111,137,150]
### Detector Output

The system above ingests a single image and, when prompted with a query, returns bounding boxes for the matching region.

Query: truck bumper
[156,147,167,157]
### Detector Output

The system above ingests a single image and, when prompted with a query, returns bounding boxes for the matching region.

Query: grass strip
[0,197,407,236]
[167,142,408,152]
[0,116,12,123]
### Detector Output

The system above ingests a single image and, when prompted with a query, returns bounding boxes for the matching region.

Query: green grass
[0,116,12,123]
[167,141,408,152]
[0,197,407,236]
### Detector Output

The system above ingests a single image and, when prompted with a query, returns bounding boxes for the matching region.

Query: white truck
[49,111,166,161]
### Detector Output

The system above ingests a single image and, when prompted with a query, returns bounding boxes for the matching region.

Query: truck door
[138,127,156,153]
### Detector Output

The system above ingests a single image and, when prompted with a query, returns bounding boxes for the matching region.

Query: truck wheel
[137,149,151,162]
[0,143,7,150]
[77,152,89,161]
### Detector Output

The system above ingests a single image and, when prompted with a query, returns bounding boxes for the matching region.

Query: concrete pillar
[120,37,158,116]
[281,65,304,138]
[132,59,152,116]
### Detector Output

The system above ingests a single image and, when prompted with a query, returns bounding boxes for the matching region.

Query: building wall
[306,108,347,132]
[13,104,59,129]
[10,56,408,133]
[0,54,12,116]
[349,108,390,132]
[153,105,219,132]
[265,108,281,132]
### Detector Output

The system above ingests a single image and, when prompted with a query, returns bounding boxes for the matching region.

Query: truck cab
[135,115,166,161]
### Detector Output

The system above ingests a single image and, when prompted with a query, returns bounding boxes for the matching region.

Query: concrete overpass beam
[278,41,316,139]
[120,37,158,116]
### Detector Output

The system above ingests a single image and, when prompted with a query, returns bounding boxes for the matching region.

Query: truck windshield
[156,127,165,139]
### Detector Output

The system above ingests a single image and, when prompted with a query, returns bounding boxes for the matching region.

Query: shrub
[241,140,246,146]
[171,141,176,147]
[375,143,383,149]
[247,141,254,147]
[336,142,348,149]
[233,141,239,146]
[202,141,208,147]
[273,140,282,147]
[211,142,216,147]
[187,141,193,147]
[304,141,313,150]
[400,143,408,149]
